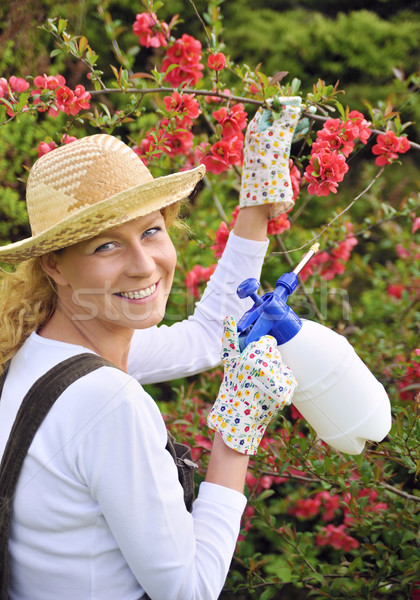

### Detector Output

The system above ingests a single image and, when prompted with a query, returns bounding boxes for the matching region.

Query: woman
[0,121,298,599]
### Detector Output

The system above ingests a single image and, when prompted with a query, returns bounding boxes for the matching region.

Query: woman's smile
[115,281,159,301]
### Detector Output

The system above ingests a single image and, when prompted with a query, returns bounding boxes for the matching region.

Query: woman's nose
[124,241,155,277]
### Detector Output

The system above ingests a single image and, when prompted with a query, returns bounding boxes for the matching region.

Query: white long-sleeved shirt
[0,232,268,600]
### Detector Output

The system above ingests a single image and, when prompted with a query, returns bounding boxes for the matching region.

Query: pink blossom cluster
[31,74,91,117]
[162,34,204,87]
[300,223,358,282]
[37,134,78,158]
[0,76,30,116]
[342,488,388,526]
[133,91,201,163]
[316,524,359,551]
[289,490,341,521]
[304,111,372,197]
[132,12,170,48]
[210,206,240,259]
[195,103,247,174]
[185,263,216,298]
[372,129,410,166]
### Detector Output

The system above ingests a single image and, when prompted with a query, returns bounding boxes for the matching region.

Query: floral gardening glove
[239,97,303,217]
[207,316,297,455]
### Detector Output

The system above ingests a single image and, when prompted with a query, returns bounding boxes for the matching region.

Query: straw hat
[0,134,206,263]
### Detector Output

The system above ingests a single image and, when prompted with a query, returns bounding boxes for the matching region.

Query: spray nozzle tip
[310,242,320,254]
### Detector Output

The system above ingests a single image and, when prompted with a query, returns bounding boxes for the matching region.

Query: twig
[89,86,265,106]
[202,177,229,222]
[380,482,420,502]
[273,167,386,255]
[275,235,325,322]
[187,0,212,48]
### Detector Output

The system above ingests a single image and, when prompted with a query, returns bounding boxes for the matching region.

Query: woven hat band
[26,135,153,235]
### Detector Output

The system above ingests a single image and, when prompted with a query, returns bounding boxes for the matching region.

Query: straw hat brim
[0,165,205,263]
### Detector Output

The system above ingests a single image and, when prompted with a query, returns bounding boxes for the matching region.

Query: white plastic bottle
[278,319,391,454]
[236,248,392,455]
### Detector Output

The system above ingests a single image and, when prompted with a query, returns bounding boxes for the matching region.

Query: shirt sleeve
[74,370,247,600]
[127,231,269,384]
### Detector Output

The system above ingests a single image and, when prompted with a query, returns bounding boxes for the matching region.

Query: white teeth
[118,283,156,299]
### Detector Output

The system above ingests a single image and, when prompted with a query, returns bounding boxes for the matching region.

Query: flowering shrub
[0,1,419,598]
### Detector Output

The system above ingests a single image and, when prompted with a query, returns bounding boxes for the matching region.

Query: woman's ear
[40,252,69,287]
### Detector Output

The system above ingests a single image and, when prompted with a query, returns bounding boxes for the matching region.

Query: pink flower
[0,76,30,116]
[36,134,77,158]
[387,284,405,299]
[211,221,230,258]
[185,264,216,298]
[299,226,357,283]
[412,216,420,234]
[331,224,358,261]
[195,136,243,175]
[133,12,170,48]
[37,141,57,157]
[316,524,359,551]
[31,75,90,117]
[207,52,226,71]
[289,497,321,519]
[163,91,200,127]
[267,213,291,235]
[8,76,29,93]
[55,84,90,116]
[304,148,349,197]
[161,127,194,157]
[162,34,204,87]
[32,73,66,91]
[132,131,163,164]
[372,130,410,166]
[31,74,66,116]
[289,159,301,201]
[315,491,341,522]
[248,82,261,95]
[212,103,248,140]
[343,488,388,525]
[0,78,8,97]
[348,110,372,144]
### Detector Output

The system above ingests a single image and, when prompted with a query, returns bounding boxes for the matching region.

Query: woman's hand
[207,316,297,455]
[239,97,303,218]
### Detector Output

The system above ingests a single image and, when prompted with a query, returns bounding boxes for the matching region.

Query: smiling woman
[0,133,296,600]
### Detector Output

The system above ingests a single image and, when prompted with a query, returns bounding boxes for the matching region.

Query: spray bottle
[236,244,392,455]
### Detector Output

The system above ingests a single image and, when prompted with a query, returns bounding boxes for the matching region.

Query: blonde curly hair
[0,258,57,375]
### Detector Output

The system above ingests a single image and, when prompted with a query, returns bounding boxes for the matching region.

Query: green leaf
[290,78,301,94]
[78,36,89,55]
[58,18,67,36]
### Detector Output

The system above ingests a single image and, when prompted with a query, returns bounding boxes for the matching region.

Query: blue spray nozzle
[236,244,321,351]
[236,272,302,351]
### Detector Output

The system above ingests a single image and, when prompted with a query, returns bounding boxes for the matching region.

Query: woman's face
[48,211,177,333]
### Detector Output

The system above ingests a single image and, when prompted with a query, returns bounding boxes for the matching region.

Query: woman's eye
[142,226,162,239]
[94,241,116,253]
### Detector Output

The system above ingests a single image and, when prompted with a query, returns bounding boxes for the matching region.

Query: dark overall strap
[0,353,111,599]
[0,353,195,599]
